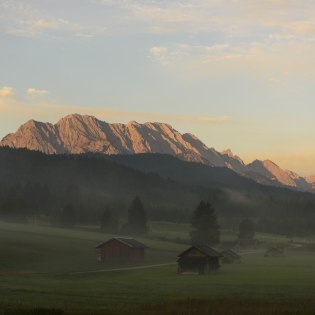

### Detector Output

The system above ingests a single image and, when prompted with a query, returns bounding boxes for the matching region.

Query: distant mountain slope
[1,147,315,236]
[221,149,246,173]
[103,153,260,192]
[245,160,311,190]
[102,153,315,200]
[0,113,313,192]
[306,176,315,184]
[246,160,297,187]
[89,153,315,225]
[306,176,315,191]
[0,147,206,220]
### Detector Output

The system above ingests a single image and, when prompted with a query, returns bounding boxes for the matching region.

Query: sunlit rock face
[306,176,315,190]
[221,149,246,174]
[0,114,235,166]
[306,176,315,184]
[246,160,297,187]
[1,113,314,192]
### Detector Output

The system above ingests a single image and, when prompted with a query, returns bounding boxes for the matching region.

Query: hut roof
[178,244,221,258]
[96,237,147,249]
[221,249,241,259]
[265,246,283,254]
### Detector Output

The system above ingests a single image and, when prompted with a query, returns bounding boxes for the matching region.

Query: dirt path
[239,250,265,255]
[69,250,266,275]
[69,262,176,275]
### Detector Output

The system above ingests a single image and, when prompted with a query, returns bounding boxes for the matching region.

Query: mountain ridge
[1,113,314,192]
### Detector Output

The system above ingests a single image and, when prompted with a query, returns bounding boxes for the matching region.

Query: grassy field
[1,220,315,314]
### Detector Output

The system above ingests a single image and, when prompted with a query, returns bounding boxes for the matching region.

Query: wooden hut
[96,238,147,263]
[221,249,241,264]
[177,244,221,275]
[264,246,284,257]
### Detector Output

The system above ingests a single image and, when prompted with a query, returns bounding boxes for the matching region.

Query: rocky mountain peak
[222,149,244,165]
[222,149,234,156]
[0,114,219,163]
[306,176,315,184]
[262,159,278,167]
[0,113,314,192]
[24,119,37,126]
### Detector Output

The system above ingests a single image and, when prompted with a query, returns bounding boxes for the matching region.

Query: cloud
[0,86,15,97]
[206,44,230,52]
[150,43,241,65]
[129,2,197,25]
[8,18,76,38]
[0,1,103,39]
[27,88,49,96]
[0,87,229,127]
[93,0,315,37]
[75,33,96,39]
[150,46,168,56]
[285,20,315,35]
[149,39,315,82]
[3,0,315,42]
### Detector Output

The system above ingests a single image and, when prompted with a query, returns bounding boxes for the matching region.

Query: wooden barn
[177,244,221,275]
[221,249,241,264]
[96,238,147,263]
[264,246,284,257]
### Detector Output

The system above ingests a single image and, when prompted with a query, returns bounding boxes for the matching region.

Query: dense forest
[1,147,315,236]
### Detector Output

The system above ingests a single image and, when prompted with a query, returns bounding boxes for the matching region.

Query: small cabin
[96,238,147,263]
[177,244,221,275]
[264,246,284,257]
[221,249,241,264]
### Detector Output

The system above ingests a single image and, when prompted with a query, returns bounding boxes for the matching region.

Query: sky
[0,0,314,175]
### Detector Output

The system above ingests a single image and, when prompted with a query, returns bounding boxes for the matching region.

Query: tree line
[0,181,315,238]
[1,147,315,237]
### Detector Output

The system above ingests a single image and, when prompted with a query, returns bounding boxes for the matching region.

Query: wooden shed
[96,237,147,263]
[264,246,284,257]
[177,244,221,275]
[221,249,241,264]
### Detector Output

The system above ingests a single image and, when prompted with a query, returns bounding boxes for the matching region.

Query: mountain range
[1,113,314,192]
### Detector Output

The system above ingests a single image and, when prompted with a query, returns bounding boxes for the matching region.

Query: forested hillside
[1,147,315,235]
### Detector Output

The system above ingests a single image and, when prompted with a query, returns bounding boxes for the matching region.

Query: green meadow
[1,220,315,314]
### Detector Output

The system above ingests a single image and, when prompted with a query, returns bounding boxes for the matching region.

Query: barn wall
[99,239,144,263]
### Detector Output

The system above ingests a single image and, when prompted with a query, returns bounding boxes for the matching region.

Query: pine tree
[190,200,220,246]
[122,196,148,234]
[238,218,255,240]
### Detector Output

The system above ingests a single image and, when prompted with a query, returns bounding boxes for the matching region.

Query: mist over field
[0,146,315,314]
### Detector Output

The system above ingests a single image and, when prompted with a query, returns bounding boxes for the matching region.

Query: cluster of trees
[0,181,148,234]
[1,147,315,237]
[0,182,102,225]
[0,183,51,222]
[52,195,149,235]
[0,147,203,223]
[1,179,314,239]
[190,200,256,246]
[100,196,148,235]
